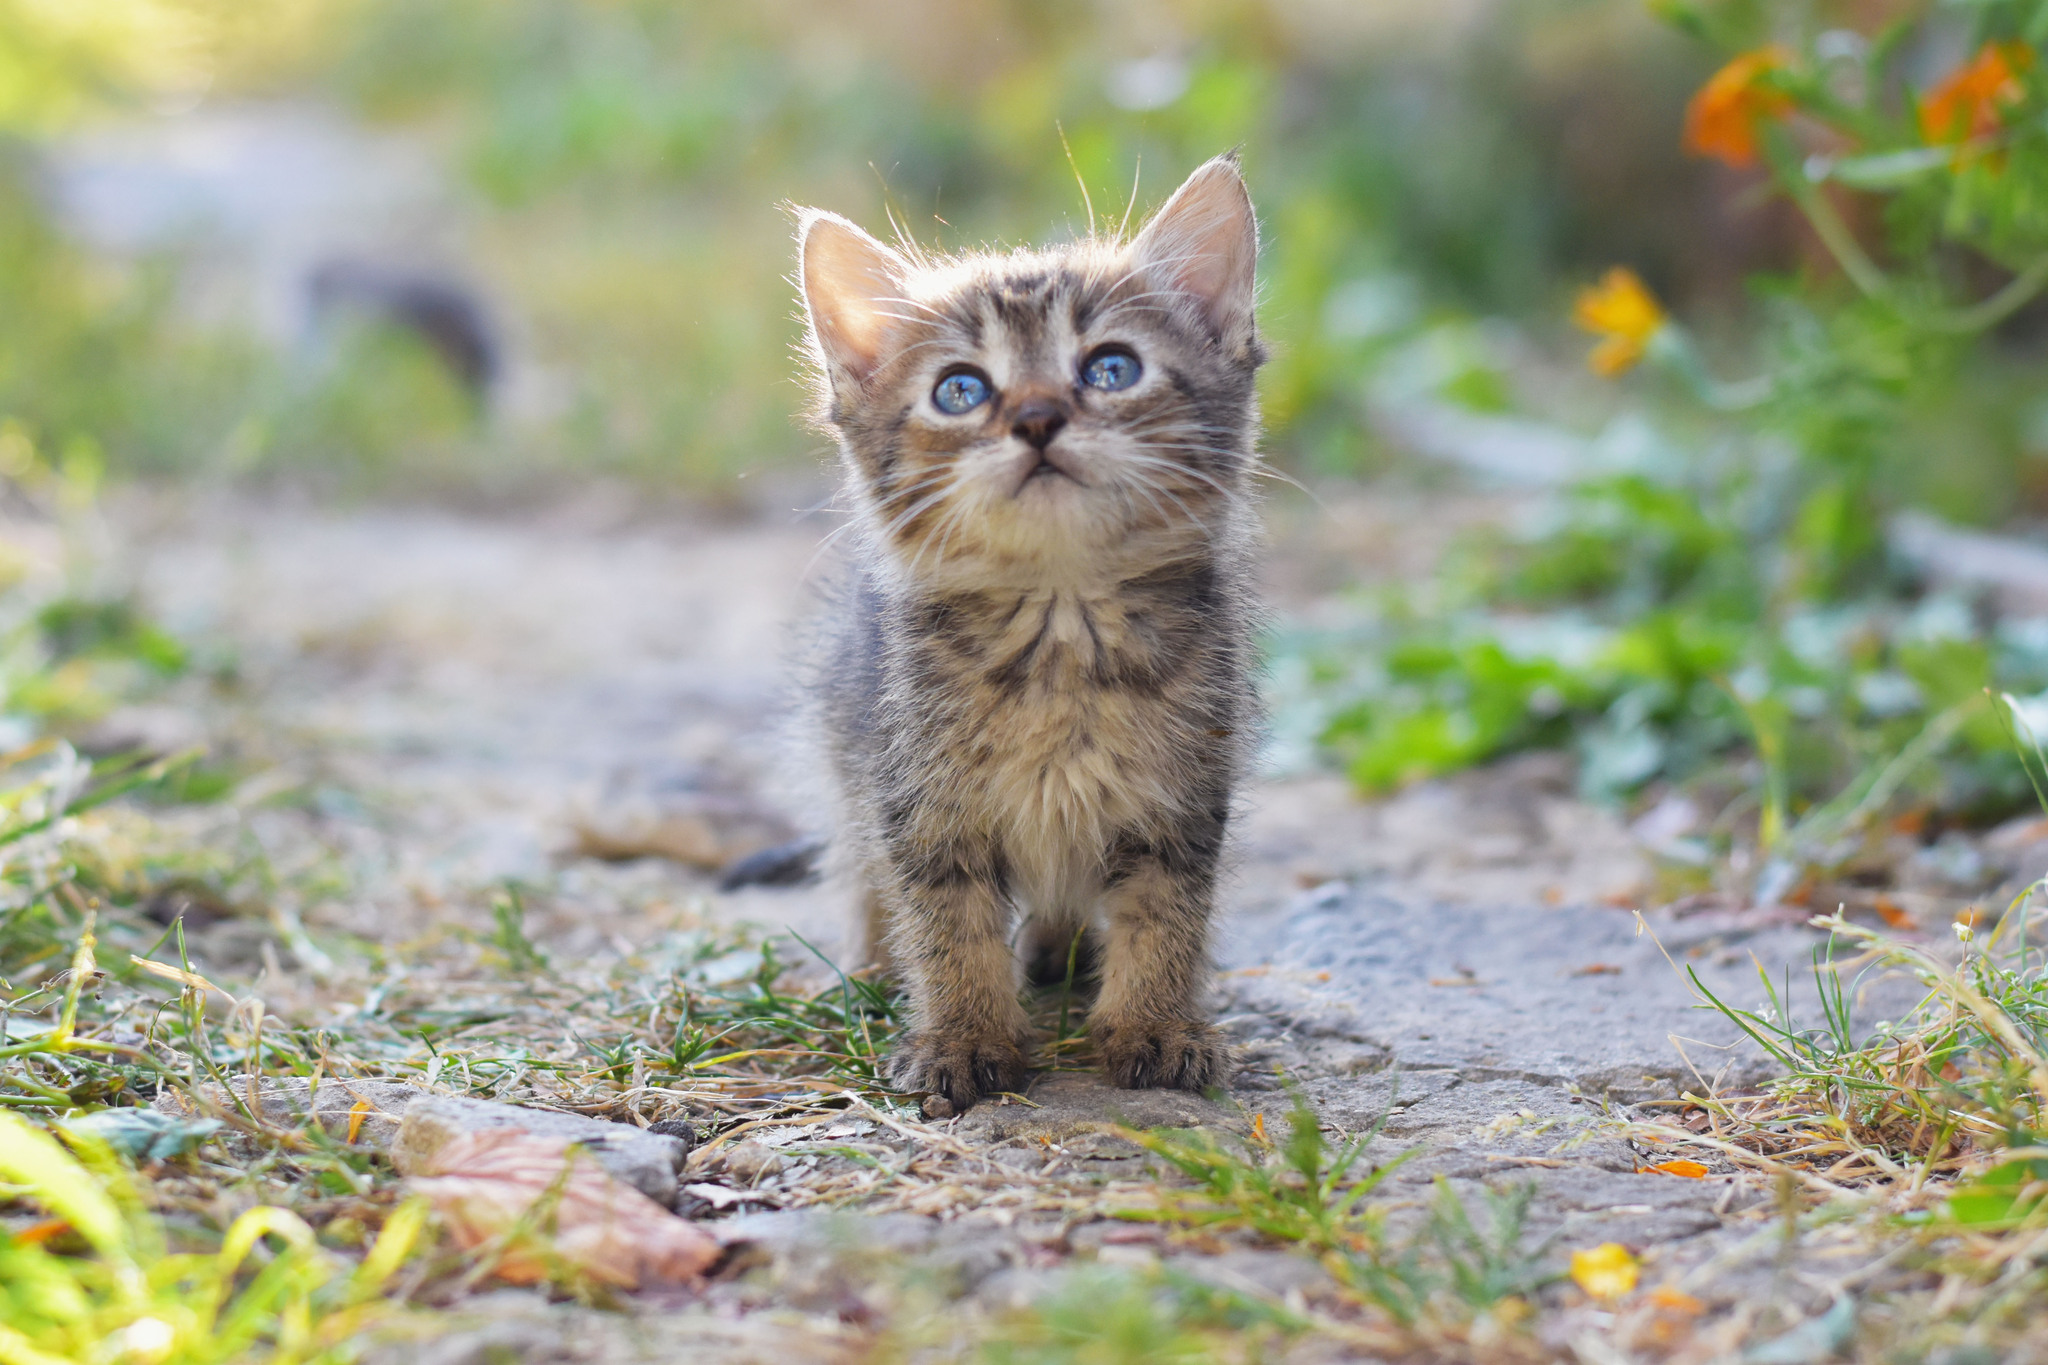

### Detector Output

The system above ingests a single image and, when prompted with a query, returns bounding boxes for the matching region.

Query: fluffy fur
[793,157,1266,1112]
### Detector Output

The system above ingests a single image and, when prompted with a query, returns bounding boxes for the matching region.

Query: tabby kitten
[795,156,1264,1114]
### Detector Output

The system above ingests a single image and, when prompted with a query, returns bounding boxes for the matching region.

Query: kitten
[794,155,1264,1114]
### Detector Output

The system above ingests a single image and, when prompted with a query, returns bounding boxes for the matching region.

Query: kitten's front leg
[1090,823,1232,1092]
[881,840,1029,1115]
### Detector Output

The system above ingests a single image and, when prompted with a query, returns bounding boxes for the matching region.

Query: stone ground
[103,484,1930,1361]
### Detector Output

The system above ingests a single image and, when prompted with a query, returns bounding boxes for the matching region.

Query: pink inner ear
[802,214,909,382]
[1132,161,1258,339]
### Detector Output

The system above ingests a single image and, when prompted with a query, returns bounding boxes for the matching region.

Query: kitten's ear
[1130,155,1259,346]
[798,211,913,388]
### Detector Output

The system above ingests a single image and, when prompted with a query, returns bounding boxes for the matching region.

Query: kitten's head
[796,156,1263,585]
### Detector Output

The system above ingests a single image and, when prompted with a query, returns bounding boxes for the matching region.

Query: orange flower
[1572,267,1667,377]
[1920,40,2033,145]
[1684,47,1794,168]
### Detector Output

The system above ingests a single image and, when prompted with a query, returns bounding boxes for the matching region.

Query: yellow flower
[1570,1242,1639,1300]
[1572,268,1667,377]
[1684,48,1794,168]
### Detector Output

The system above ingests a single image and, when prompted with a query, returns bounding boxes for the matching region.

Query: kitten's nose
[1011,400,1068,451]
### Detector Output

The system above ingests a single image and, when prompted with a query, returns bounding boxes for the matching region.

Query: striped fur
[794,157,1265,1111]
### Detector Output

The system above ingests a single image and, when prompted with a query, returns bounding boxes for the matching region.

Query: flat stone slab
[955,1070,1247,1143]
[392,1094,691,1208]
[155,1078,425,1148]
[1219,881,1896,1099]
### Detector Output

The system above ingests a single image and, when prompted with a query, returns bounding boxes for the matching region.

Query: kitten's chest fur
[843,557,1247,889]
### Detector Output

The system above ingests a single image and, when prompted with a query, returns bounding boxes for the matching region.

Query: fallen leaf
[1873,896,1917,930]
[1650,1285,1705,1316]
[1643,1159,1710,1179]
[680,1182,753,1209]
[11,1217,69,1246]
[347,1100,373,1145]
[1249,1113,1269,1146]
[407,1129,719,1290]
[1570,1242,1638,1300]
[1572,963,1623,977]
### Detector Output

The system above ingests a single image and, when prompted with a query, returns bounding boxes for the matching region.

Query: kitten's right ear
[798,211,912,388]
[1131,156,1259,350]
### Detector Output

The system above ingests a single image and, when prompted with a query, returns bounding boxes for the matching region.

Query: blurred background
[1,0,1756,492]
[12,0,2048,902]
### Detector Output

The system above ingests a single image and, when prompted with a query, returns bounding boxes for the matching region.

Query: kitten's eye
[932,369,992,415]
[1081,347,1142,392]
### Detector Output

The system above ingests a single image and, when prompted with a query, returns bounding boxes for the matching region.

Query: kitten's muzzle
[1010,399,1069,452]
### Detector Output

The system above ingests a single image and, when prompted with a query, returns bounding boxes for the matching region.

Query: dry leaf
[407,1128,718,1290]
[1643,1159,1710,1179]
[346,1100,373,1145]
[1873,896,1917,930]
[1570,1242,1638,1300]
[1650,1285,1705,1316]
[1572,963,1623,977]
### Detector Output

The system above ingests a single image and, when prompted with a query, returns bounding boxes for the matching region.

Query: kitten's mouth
[1016,451,1083,494]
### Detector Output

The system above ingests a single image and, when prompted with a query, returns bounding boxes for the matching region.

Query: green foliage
[0,0,1740,490]
[486,885,550,977]
[660,935,900,1087]
[1116,1094,1412,1253]
[36,597,188,676]
[1295,0,2048,836]
[1691,906,2048,1169]
[1332,1178,1554,1329]
[0,1110,426,1364]
[978,1267,1299,1365]
[1118,1095,1553,1333]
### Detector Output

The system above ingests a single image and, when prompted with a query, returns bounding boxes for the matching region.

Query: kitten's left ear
[798,210,913,389]
[1131,155,1259,349]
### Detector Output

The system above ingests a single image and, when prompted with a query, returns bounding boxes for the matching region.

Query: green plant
[1115,1094,1412,1253]
[1332,1177,1555,1329]
[660,935,900,1088]
[0,1110,426,1363]
[1688,906,2047,1171]
[1116,1095,1556,1336]
[976,1267,1301,1365]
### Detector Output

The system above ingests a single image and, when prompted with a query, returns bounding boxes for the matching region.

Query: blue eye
[932,370,991,414]
[1082,348,1142,391]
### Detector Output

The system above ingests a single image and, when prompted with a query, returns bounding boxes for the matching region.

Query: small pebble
[922,1095,957,1120]
[720,1139,786,1181]
[647,1117,698,1148]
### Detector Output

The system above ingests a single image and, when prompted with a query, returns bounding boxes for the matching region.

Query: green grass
[1114,1094,1412,1253]
[974,1268,1305,1365]
[0,1111,426,1364]
[1115,1095,1556,1340]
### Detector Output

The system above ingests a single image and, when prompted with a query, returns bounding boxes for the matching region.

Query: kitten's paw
[889,1030,1029,1116]
[1094,1017,1233,1092]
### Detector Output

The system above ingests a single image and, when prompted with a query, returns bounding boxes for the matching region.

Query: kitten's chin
[884,498,1207,590]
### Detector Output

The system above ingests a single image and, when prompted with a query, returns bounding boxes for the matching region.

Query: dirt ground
[101,483,1908,1361]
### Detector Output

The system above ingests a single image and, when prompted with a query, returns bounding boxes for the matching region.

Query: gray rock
[154,1078,424,1148]
[391,1095,690,1208]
